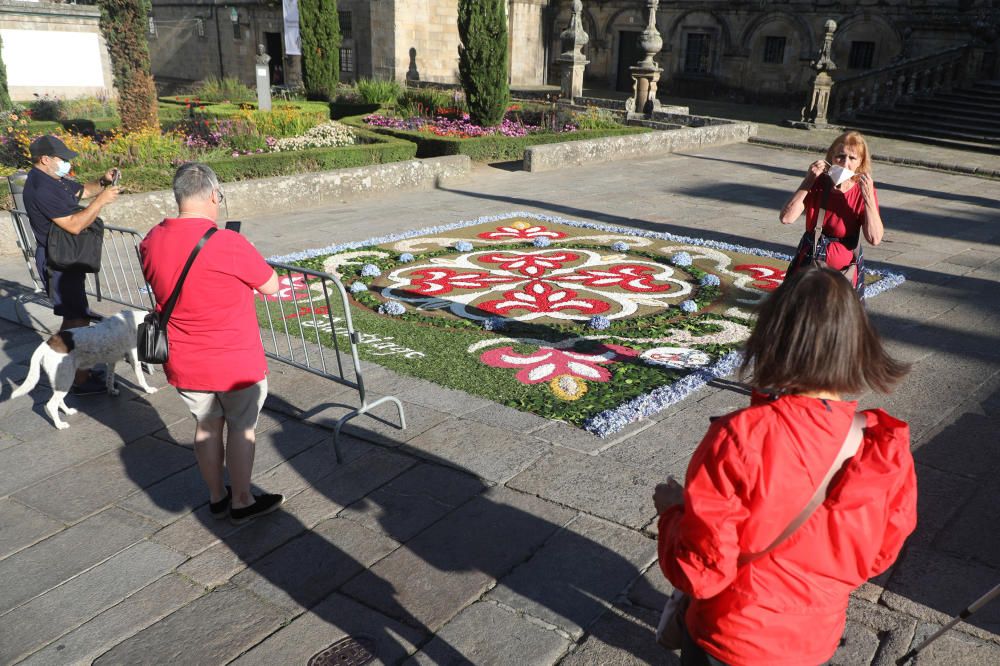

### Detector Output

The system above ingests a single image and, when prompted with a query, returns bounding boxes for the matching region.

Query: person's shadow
[115,368,677,664]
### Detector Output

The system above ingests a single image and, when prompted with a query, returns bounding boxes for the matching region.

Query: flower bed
[343,113,646,161]
[263,212,906,436]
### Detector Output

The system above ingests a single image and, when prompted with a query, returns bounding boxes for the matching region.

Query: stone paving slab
[231,516,400,615]
[408,601,572,665]
[403,418,550,484]
[558,603,677,665]
[91,584,289,665]
[906,621,1000,665]
[487,514,658,639]
[0,498,63,560]
[0,541,184,663]
[13,435,194,524]
[0,507,157,612]
[340,487,576,633]
[507,448,663,530]
[17,573,203,666]
[231,592,426,666]
[337,462,486,543]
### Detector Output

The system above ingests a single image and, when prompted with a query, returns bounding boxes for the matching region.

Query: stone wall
[0,0,114,101]
[548,0,979,103]
[522,121,757,172]
[149,3,295,91]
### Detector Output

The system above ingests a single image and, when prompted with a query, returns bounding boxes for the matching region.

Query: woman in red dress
[779,131,884,299]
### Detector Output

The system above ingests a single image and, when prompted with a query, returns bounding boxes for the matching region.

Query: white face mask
[54,158,71,178]
[828,163,855,186]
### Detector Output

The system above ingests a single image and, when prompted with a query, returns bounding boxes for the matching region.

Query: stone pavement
[1,142,1000,665]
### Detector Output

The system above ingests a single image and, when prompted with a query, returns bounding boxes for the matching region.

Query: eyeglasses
[215,188,225,204]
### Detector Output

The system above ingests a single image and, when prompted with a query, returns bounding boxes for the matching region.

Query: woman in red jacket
[654,267,916,666]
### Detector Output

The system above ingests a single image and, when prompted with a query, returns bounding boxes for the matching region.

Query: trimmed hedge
[68,128,416,193]
[341,115,649,161]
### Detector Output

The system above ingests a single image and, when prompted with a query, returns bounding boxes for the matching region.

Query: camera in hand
[225,220,242,233]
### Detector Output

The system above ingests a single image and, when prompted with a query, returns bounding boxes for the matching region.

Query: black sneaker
[69,375,106,396]
[209,486,231,519]
[229,493,284,525]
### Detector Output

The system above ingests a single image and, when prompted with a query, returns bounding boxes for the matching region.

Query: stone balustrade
[829,45,975,120]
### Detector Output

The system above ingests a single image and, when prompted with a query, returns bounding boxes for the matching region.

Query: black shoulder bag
[138,228,217,364]
[47,214,104,273]
[811,178,861,287]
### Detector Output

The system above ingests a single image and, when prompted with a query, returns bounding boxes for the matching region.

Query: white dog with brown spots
[10,309,157,429]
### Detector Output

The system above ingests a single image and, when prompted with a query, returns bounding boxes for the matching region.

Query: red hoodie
[658,394,917,666]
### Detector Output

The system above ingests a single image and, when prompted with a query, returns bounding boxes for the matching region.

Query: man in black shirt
[24,135,119,394]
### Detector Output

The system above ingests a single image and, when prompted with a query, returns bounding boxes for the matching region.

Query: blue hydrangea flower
[680,300,698,313]
[671,252,693,267]
[360,263,382,277]
[482,316,506,331]
[611,241,629,252]
[349,281,368,294]
[699,274,721,287]
[587,315,611,330]
[378,300,406,316]
[532,236,551,248]
[398,252,415,263]
[454,241,474,252]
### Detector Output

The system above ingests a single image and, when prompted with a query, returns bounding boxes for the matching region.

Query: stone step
[845,120,1000,154]
[858,109,1000,136]
[903,96,1000,115]
[851,114,1000,143]
[894,101,1000,124]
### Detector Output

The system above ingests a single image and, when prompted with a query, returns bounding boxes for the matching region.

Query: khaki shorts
[177,378,268,432]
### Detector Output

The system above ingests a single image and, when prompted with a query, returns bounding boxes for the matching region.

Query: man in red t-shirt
[140,163,283,524]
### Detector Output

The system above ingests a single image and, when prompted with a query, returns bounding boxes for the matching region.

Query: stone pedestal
[557,0,589,102]
[626,0,663,116]
[793,19,838,129]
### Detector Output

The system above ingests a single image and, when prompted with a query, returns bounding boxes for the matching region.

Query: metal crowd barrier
[7,208,405,459]
[259,261,407,461]
[8,209,154,315]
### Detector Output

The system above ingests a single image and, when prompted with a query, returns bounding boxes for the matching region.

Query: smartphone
[225,220,242,233]
[111,168,121,186]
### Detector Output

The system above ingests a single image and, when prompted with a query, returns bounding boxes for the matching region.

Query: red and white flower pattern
[383,248,690,322]
[733,264,786,291]
[480,343,638,385]
[256,274,315,302]
[477,223,567,241]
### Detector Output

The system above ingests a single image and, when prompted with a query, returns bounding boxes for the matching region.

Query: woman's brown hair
[825,130,873,179]
[741,267,909,395]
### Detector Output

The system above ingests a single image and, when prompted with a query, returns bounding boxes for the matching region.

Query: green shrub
[573,106,624,130]
[29,94,63,121]
[300,0,340,100]
[192,76,255,104]
[62,95,118,120]
[357,78,403,106]
[0,34,12,111]
[72,130,415,192]
[397,88,454,118]
[98,0,158,130]
[343,114,647,161]
[457,0,509,127]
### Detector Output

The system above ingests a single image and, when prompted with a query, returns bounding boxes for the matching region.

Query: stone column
[626,0,663,116]
[556,0,589,101]
[798,19,838,127]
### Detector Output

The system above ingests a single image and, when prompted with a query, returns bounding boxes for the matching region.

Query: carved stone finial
[557,0,590,101]
[559,0,589,59]
[812,20,838,74]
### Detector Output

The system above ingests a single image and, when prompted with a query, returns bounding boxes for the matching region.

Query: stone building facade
[148,0,995,103]
[0,0,114,101]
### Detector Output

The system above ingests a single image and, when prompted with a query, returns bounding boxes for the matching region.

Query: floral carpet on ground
[264,213,905,437]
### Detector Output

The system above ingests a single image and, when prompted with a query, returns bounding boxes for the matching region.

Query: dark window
[340,47,354,73]
[848,41,875,69]
[339,11,352,40]
[232,21,241,40]
[684,33,711,74]
[763,36,786,64]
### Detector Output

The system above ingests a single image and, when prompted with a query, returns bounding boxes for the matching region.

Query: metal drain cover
[307,636,376,666]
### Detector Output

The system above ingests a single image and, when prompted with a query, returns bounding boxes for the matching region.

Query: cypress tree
[300,0,341,100]
[457,0,509,127]
[0,34,12,110]
[98,0,158,131]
